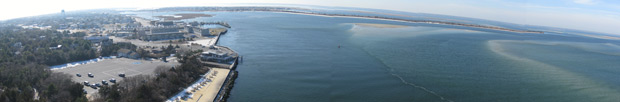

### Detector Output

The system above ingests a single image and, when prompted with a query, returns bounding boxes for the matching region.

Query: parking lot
[53,58,179,96]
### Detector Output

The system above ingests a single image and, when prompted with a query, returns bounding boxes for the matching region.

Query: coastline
[154,13,213,21]
[274,10,544,34]
[148,7,544,34]
[351,23,410,28]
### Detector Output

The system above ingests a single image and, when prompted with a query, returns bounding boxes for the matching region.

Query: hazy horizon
[1,0,619,35]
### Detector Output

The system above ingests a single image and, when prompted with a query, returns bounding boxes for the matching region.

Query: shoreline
[146,7,544,34]
[275,10,544,34]
[154,13,213,21]
[351,23,410,28]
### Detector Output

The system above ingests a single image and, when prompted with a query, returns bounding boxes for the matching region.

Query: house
[84,36,113,46]
[49,45,62,50]
[117,49,140,59]
[12,42,22,48]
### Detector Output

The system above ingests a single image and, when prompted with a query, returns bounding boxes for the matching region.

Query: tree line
[95,50,208,102]
[0,26,93,102]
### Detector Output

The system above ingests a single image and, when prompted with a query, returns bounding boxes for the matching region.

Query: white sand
[180,68,230,102]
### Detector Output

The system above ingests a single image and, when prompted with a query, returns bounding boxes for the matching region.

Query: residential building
[117,49,140,59]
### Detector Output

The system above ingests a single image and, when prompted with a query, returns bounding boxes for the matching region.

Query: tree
[46,84,58,97]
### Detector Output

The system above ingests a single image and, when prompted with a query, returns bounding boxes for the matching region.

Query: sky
[1,0,619,35]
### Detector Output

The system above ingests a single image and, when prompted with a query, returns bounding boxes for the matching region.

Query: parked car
[88,73,94,77]
[76,73,81,77]
[102,80,108,85]
[110,78,116,83]
[83,81,89,86]
[90,84,97,89]
[95,83,101,87]
[118,73,125,77]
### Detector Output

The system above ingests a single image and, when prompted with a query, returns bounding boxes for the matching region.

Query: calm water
[129,10,620,102]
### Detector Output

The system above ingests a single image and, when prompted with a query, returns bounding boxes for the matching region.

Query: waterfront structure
[200,46,238,64]
[193,27,210,36]
[192,24,228,36]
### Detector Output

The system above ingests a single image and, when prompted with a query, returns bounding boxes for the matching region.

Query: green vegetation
[0,26,91,102]
[96,51,208,102]
[0,26,97,66]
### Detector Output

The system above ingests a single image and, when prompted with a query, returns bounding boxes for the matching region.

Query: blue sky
[1,0,618,35]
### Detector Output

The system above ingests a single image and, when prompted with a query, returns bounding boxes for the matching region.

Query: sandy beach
[352,23,410,28]
[274,11,544,34]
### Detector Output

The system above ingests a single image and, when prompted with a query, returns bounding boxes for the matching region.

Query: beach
[352,23,409,28]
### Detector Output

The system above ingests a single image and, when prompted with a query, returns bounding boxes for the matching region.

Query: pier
[200,22,231,28]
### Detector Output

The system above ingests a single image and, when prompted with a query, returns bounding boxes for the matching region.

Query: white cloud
[574,0,596,5]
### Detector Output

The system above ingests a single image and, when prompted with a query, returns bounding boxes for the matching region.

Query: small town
[1,9,239,102]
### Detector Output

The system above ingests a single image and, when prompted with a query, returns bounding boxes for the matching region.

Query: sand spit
[352,23,410,28]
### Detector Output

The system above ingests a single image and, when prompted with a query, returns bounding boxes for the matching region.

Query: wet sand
[352,23,410,28]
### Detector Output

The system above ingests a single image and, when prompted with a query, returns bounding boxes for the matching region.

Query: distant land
[145,7,544,34]
[154,13,213,20]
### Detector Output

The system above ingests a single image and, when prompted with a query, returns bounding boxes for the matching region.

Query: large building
[110,28,140,37]
[192,24,228,36]
[200,46,238,64]
[193,27,210,36]
[138,27,184,41]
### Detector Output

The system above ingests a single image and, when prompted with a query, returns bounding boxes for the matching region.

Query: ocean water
[128,10,620,102]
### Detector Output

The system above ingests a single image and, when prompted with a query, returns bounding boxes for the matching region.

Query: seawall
[213,58,239,102]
